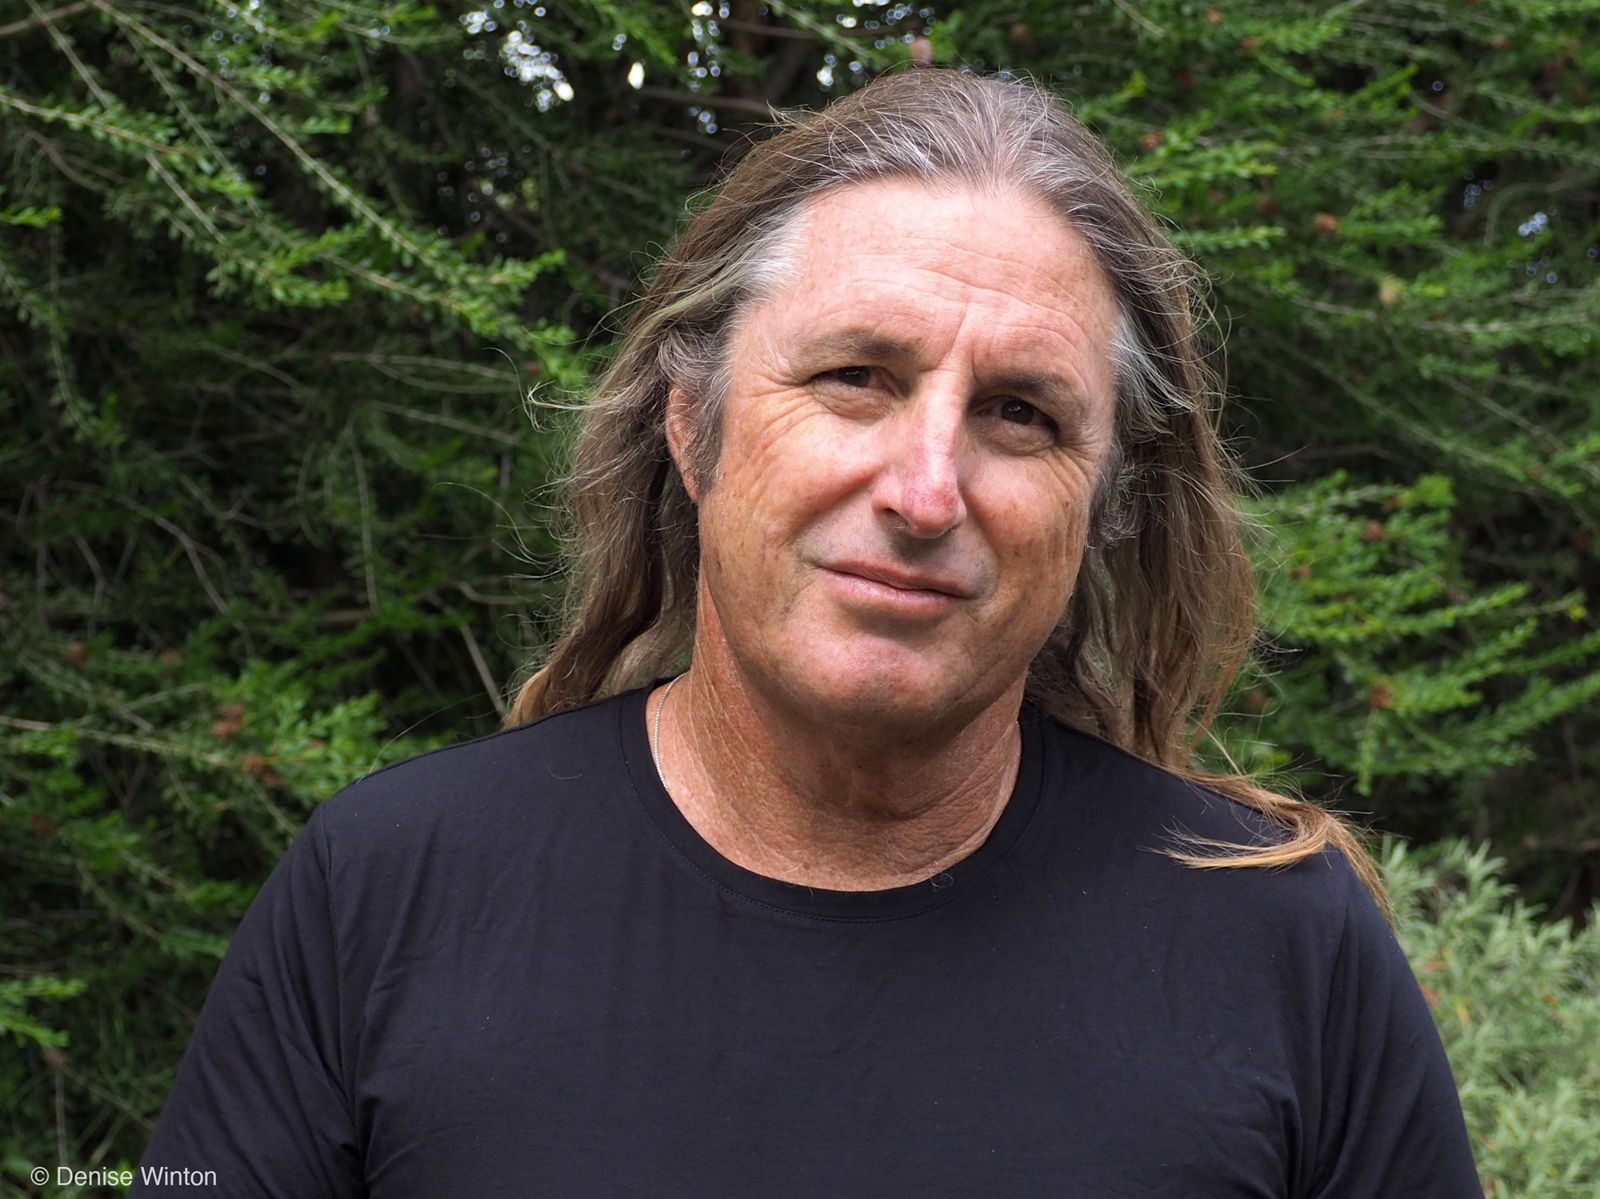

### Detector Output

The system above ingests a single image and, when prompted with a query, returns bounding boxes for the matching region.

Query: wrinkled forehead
[779,175,1099,280]
[737,179,1122,404]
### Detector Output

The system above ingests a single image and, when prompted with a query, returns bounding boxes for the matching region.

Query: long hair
[507,69,1382,903]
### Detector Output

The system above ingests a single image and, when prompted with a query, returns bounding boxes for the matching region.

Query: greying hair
[508,68,1379,895]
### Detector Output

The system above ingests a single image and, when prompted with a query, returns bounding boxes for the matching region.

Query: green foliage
[1384,840,1600,1197]
[0,977,87,1049]
[0,644,441,1182]
[1212,474,1600,857]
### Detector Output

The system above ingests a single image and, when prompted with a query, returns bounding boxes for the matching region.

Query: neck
[651,665,1023,892]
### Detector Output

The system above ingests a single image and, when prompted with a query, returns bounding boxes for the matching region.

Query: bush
[1383,839,1600,1197]
[0,657,440,1190]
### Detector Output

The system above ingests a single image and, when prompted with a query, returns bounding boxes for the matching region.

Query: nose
[872,391,969,539]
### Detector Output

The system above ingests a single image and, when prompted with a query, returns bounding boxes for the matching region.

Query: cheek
[984,478,1095,607]
[991,461,1095,548]
[699,488,772,581]
[696,450,817,597]
[717,413,869,525]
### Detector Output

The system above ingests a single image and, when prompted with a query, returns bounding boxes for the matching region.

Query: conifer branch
[116,498,231,614]
[32,0,222,239]
[99,1,449,275]
[125,29,263,219]
[0,87,175,152]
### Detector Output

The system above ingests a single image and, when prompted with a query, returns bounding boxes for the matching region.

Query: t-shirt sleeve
[134,806,363,1197]
[1309,868,1483,1198]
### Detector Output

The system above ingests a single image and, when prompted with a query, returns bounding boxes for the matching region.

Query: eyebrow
[790,329,1092,411]
[791,330,918,367]
[987,370,1080,410]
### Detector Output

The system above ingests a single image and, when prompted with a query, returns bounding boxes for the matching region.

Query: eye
[980,395,1061,451]
[821,366,875,388]
[997,398,1051,429]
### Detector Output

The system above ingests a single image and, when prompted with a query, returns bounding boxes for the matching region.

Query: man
[138,70,1481,1196]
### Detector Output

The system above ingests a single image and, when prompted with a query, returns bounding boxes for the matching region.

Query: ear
[664,386,701,503]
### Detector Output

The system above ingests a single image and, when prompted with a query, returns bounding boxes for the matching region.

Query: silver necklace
[652,674,682,787]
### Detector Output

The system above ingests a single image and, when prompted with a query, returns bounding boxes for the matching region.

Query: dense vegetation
[2,0,1596,1192]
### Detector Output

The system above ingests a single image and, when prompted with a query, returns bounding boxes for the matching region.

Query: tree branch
[717,17,816,42]
[0,0,91,41]
[636,85,775,119]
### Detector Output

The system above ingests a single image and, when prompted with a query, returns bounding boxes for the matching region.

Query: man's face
[675,180,1120,737]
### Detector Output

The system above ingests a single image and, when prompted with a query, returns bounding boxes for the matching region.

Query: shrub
[1383,839,1600,1197]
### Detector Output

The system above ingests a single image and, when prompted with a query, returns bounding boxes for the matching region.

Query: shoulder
[1034,712,1309,855]
[1030,712,1370,937]
[308,690,642,870]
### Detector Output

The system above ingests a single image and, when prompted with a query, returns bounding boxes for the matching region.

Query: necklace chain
[651,674,682,787]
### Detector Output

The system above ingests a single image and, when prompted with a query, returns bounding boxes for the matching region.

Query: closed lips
[826,563,972,597]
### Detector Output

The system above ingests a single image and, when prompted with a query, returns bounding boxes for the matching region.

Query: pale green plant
[1384,840,1600,1198]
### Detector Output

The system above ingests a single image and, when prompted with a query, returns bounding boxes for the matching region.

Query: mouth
[823,562,974,600]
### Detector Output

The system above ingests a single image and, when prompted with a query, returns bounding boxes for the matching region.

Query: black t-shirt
[136,687,1482,1197]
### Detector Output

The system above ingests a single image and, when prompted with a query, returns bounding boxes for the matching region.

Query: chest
[348,892,1312,1198]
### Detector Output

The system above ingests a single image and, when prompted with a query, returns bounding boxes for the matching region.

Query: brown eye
[998,398,1042,425]
[826,366,874,387]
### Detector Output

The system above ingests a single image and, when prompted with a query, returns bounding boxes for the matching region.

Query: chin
[783,657,997,737]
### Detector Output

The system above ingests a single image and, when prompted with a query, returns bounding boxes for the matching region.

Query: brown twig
[0,0,91,40]
[459,624,509,719]
[717,17,816,42]
[636,85,775,119]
